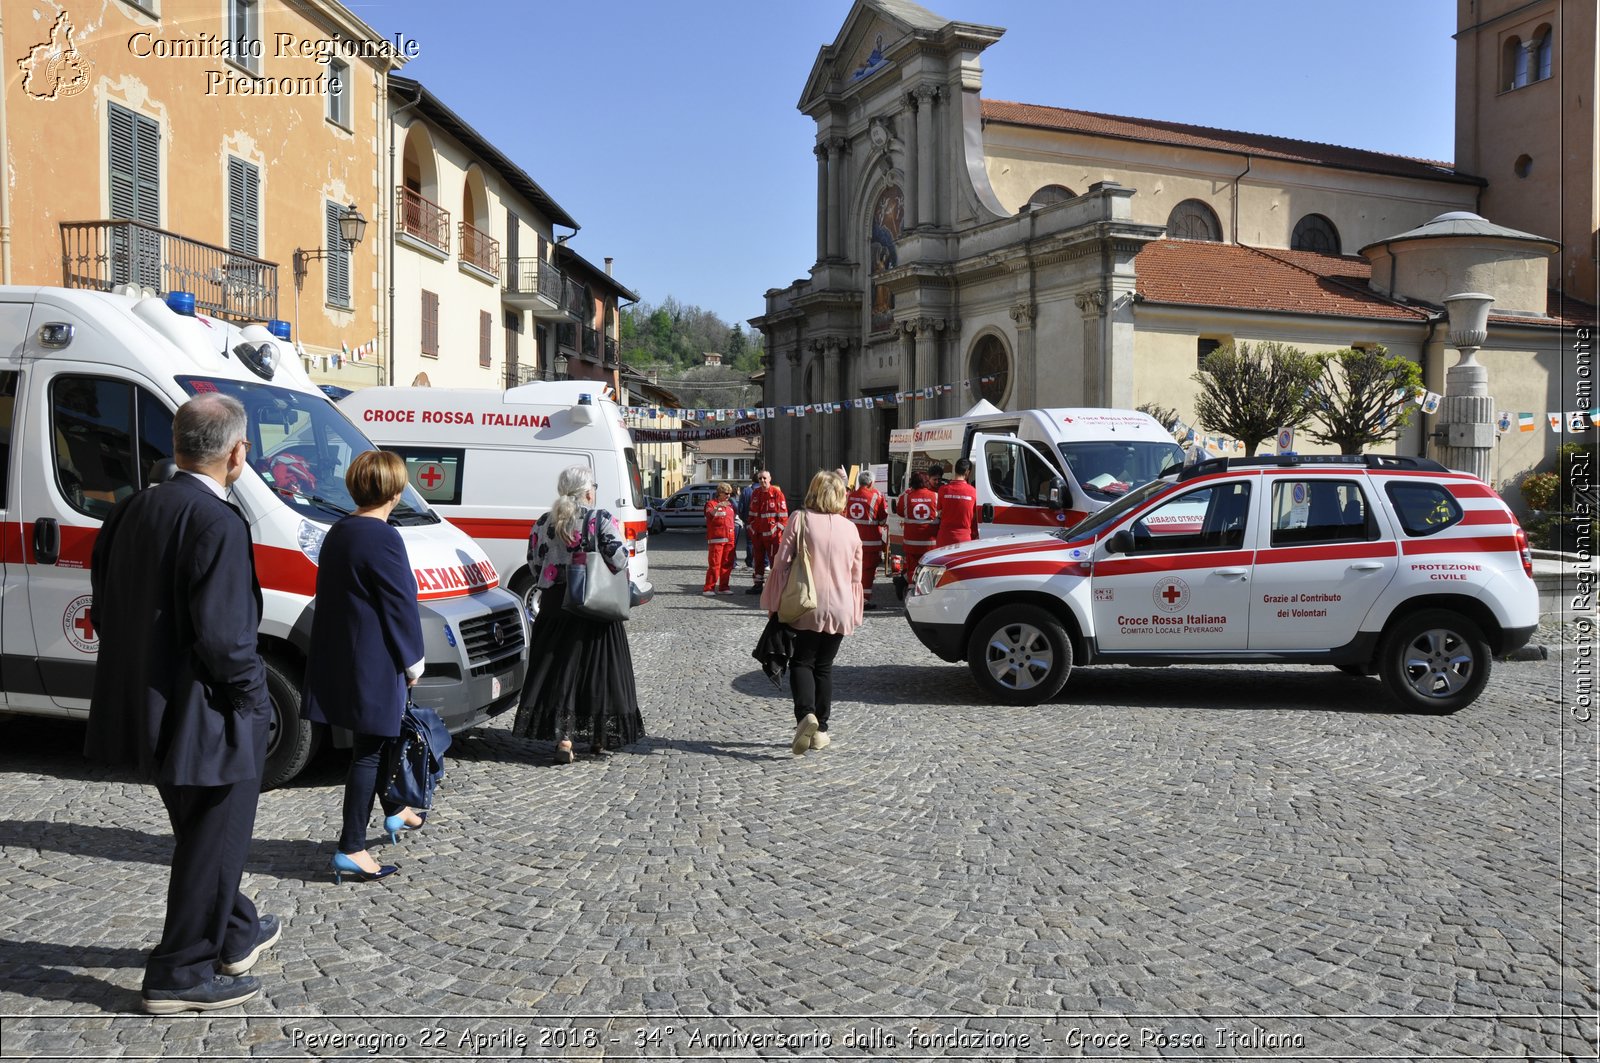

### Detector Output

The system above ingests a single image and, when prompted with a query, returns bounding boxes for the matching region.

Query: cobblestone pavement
[0,534,1594,1060]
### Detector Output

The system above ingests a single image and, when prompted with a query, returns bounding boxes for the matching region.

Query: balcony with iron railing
[581,325,600,362]
[397,186,450,255]
[458,220,500,282]
[59,220,278,323]
[603,335,619,367]
[502,257,571,319]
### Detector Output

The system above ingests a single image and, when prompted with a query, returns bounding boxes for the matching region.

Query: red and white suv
[904,455,1539,713]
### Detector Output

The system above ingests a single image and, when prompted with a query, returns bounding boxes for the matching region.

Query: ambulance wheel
[1378,609,1491,714]
[510,569,541,622]
[262,655,317,790]
[967,605,1073,705]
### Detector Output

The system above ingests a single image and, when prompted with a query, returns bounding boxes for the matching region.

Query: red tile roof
[981,99,1480,186]
[1133,240,1595,327]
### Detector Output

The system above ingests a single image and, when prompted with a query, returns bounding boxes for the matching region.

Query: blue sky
[349,0,1458,331]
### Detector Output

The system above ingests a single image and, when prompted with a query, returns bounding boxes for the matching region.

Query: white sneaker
[810,731,831,750]
[791,713,819,755]
[719,588,736,594]
[701,590,717,596]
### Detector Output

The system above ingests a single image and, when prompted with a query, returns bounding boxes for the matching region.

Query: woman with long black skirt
[511,464,645,763]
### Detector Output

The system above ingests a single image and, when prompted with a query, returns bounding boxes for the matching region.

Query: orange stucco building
[1,0,403,373]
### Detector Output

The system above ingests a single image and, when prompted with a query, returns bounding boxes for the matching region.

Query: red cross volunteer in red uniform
[934,457,981,548]
[898,471,941,575]
[745,470,789,594]
[703,483,737,595]
[845,469,889,609]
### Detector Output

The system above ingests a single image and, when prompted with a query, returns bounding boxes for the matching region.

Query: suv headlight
[910,563,946,597]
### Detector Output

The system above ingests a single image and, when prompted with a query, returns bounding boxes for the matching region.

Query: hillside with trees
[620,297,763,375]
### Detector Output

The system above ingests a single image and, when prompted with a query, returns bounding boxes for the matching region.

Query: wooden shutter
[324,201,351,306]
[108,103,159,224]
[421,290,439,357]
[226,158,259,257]
[479,311,492,367]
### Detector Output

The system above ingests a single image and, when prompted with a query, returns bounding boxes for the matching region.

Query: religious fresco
[870,185,904,334]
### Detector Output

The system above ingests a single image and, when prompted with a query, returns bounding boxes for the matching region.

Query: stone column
[903,91,920,229]
[1436,293,1496,482]
[823,338,844,466]
[826,136,848,260]
[1075,288,1109,406]
[814,144,829,262]
[914,86,939,229]
[785,345,803,489]
[1010,302,1038,409]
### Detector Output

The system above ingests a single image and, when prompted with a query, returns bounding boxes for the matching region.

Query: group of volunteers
[701,460,981,607]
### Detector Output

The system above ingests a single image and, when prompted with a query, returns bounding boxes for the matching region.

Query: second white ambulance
[340,382,653,617]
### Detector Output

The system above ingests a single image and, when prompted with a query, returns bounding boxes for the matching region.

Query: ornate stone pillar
[903,91,920,230]
[1010,302,1038,409]
[914,86,939,229]
[1075,288,1109,406]
[1437,293,1496,482]
[826,136,848,260]
[823,338,845,466]
[785,345,804,488]
[814,144,829,262]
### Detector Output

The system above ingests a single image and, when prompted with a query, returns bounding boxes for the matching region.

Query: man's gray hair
[857,469,874,487]
[173,393,247,465]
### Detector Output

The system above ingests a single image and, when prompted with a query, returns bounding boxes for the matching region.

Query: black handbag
[384,696,451,811]
[565,510,632,622]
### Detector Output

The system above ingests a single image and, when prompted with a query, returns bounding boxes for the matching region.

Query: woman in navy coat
[304,451,425,884]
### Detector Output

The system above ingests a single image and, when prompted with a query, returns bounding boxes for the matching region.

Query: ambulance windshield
[1058,441,1184,503]
[178,377,439,526]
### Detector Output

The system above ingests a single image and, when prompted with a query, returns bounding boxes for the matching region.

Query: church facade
[752,0,1593,496]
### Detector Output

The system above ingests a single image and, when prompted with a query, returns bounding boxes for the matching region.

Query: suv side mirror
[1045,477,1067,510]
[1105,529,1134,555]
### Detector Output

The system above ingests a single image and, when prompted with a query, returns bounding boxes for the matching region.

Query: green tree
[1136,402,1180,432]
[1191,341,1321,456]
[1303,345,1422,454]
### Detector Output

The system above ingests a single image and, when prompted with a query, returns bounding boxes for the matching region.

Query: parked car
[904,454,1538,713]
[654,483,743,531]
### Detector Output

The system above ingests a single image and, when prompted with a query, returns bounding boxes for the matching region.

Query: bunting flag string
[314,337,379,371]
[625,374,1001,425]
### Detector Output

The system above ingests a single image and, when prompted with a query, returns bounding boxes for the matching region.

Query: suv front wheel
[1379,609,1491,714]
[966,605,1073,705]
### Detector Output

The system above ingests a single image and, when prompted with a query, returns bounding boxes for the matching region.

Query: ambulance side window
[1385,483,1463,536]
[0,371,16,509]
[51,376,144,520]
[136,389,175,488]
[390,447,464,506]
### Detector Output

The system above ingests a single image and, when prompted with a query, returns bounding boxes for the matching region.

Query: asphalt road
[0,531,1593,1060]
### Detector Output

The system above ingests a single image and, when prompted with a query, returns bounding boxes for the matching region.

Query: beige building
[2,0,402,375]
[753,0,1593,498]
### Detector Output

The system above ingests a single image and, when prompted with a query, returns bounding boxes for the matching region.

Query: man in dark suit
[84,393,278,1014]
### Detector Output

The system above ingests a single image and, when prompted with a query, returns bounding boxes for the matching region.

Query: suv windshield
[1059,440,1184,503]
[178,376,439,526]
[1055,478,1171,541]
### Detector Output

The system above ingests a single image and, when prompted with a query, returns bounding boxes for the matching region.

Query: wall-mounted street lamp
[293,204,368,289]
[553,352,569,380]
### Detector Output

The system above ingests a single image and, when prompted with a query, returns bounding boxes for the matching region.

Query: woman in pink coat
[761,470,864,755]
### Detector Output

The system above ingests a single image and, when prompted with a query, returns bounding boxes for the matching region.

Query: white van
[0,287,526,787]
[888,402,1185,543]
[339,382,653,616]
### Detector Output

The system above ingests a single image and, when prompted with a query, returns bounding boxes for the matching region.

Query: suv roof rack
[1175,454,1448,482]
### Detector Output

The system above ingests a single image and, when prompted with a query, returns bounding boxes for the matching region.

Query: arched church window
[1166,199,1222,242]
[1291,214,1341,254]
[1534,25,1553,81]
[869,185,905,334]
[1503,35,1528,89]
[1027,184,1076,209]
[970,334,1010,406]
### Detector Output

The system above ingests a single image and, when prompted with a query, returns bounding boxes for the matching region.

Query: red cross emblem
[74,610,95,641]
[418,464,444,490]
[64,594,98,652]
[1161,584,1183,604]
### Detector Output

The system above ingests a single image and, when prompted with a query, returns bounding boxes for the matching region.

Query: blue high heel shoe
[383,812,425,845]
[331,851,398,885]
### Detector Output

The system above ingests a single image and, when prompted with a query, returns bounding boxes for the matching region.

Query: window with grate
[323,201,351,307]
[226,157,260,257]
[421,290,439,358]
[326,58,350,127]
[1027,184,1076,209]
[970,334,1010,406]
[1290,214,1340,254]
[1196,337,1222,371]
[1166,199,1221,242]
[479,311,492,368]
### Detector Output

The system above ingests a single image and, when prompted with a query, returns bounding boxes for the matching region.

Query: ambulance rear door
[0,301,31,708]
[13,318,175,713]
[969,432,1079,539]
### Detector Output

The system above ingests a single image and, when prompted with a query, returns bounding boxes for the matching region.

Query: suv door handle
[1215,567,1249,579]
[33,518,59,565]
[1351,561,1385,571]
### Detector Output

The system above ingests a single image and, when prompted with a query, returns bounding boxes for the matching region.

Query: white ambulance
[887,402,1186,547]
[339,382,653,617]
[0,287,526,787]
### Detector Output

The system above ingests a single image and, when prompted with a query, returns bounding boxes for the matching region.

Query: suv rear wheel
[1379,609,1491,714]
[966,605,1073,705]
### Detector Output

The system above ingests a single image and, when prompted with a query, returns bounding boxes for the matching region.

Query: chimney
[604,257,613,276]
